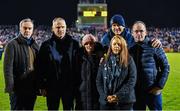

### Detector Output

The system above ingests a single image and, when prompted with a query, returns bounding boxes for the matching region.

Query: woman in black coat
[79,34,104,110]
[96,35,137,110]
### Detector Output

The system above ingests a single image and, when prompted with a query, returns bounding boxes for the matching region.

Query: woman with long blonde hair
[96,35,137,110]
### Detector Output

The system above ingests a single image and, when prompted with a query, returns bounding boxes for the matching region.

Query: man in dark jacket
[36,17,81,110]
[101,14,161,50]
[3,18,39,110]
[129,21,170,110]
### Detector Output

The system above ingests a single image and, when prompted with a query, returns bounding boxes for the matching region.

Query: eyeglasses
[134,30,144,33]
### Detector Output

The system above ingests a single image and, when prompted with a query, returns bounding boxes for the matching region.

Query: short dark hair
[132,20,147,30]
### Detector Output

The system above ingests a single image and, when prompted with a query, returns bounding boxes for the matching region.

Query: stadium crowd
[0,25,180,53]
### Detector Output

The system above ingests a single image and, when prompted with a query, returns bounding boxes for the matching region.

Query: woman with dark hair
[96,35,137,110]
[79,34,104,110]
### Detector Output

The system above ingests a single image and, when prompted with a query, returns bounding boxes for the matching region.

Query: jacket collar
[51,33,71,42]
[16,34,34,45]
[135,36,150,45]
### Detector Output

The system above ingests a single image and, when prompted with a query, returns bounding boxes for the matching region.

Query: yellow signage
[83,11,107,17]
[83,11,96,17]
[101,11,107,17]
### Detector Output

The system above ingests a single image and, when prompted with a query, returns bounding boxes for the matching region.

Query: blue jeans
[9,93,36,110]
[134,93,162,110]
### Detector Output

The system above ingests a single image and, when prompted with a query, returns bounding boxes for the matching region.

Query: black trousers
[9,93,37,110]
[46,91,74,110]
[100,102,133,110]
[81,101,99,110]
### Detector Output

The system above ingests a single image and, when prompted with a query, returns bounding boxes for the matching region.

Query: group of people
[3,14,170,110]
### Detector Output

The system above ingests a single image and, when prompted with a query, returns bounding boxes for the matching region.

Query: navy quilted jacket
[129,37,170,92]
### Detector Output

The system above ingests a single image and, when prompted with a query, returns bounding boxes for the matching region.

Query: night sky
[0,0,180,27]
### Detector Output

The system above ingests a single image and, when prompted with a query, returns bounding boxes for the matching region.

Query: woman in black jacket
[79,34,104,110]
[96,35,137,110]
